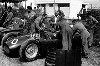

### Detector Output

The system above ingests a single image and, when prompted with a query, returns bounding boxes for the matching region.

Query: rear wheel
[19,40,39,61]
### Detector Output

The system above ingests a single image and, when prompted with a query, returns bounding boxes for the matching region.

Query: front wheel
[19,40,39,61]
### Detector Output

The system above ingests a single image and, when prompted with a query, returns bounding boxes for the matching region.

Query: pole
[53,0,56,12]
[53,0,56,23]
[53,0,56,15]
[91,4,92,10]
[5,2,7,9]
[25,1,26,9]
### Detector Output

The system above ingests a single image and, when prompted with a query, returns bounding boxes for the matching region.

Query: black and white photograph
[0,0,100,66]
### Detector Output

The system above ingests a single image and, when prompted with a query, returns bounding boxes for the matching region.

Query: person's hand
[70,25,73,28]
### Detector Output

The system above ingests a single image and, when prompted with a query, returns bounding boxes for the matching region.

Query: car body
[3,35,62,54]
[0,28,23,45]
[2,31,62,61]
[0,17,28,46]
[0,17,27,45]
[2,29,82,62]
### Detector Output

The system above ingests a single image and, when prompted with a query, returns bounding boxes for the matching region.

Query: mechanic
[34,13,51,39]
[55,10,73,50]
[3,6,13,27]
[34,13,49,31]
[72,19,91,55]
[24,6,37,33]
[78,7,98,47]
[85,11,98,46]
[42,15,56,39]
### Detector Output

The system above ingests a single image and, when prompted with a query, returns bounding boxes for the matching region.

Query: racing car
[2,29,62,61]
[0,17,27,45]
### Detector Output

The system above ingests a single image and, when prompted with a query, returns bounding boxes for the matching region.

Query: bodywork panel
[5,34,62,49]
[5,35,30,49]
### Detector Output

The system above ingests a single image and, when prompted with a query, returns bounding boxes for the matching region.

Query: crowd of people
[0,5,99,58]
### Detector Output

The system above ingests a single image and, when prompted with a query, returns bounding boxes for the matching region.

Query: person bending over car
[72,19,91,55]
[34,13,53,39]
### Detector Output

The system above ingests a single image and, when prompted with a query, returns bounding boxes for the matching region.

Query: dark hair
[8,6,12,10]
[27,6,32,10]
[72,19,79,23]
[43,13,47,16]
[82,5,85,8]
[34,7,36,9]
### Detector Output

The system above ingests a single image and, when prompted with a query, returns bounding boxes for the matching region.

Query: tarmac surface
[0,46,100,66]
[0,46,45,66]
[82,47,100,66]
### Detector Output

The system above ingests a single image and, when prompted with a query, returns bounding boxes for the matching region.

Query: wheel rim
[25,43,38,59]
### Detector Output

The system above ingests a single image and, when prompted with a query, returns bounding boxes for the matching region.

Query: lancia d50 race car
[1,29,62,61]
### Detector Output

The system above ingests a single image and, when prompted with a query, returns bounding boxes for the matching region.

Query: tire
[19,40,40,62]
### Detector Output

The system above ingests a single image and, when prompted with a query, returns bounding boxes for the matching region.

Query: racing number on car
[11,39,18,44]
[31,33,40,39]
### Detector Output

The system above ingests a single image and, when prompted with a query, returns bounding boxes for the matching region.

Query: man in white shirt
[72,19,91,55]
